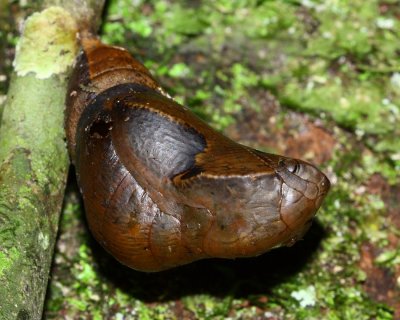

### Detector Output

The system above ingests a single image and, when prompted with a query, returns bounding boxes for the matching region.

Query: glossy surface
[66,37,330,271]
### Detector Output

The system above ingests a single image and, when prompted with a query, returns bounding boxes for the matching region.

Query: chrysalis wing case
[66,35,330,272]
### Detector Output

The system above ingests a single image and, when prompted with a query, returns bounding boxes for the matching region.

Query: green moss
[376,248,400,268]
[183,294,233,319]
[0,247,20,277]
[262,0,400,165]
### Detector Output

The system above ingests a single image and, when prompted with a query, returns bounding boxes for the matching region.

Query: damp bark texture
[0,1,104,319]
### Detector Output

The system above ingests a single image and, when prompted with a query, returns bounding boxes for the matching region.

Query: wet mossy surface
[1,1,399,319]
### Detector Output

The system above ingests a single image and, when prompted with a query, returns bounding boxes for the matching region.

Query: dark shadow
[99,0,111,35]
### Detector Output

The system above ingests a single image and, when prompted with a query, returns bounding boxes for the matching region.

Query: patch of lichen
[13,6,78,79]
[39,0,400,319]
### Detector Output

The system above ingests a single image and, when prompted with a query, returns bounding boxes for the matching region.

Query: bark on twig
[0,1,104,318]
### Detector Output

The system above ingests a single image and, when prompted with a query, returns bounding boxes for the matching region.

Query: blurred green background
[1,0,399,319]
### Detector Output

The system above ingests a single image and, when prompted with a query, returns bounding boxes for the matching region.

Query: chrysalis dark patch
[179,165,204,180]
[89,117,112,138]
[113,104,207,179]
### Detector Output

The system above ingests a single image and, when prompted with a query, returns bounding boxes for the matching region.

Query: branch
[0,1,104,319]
